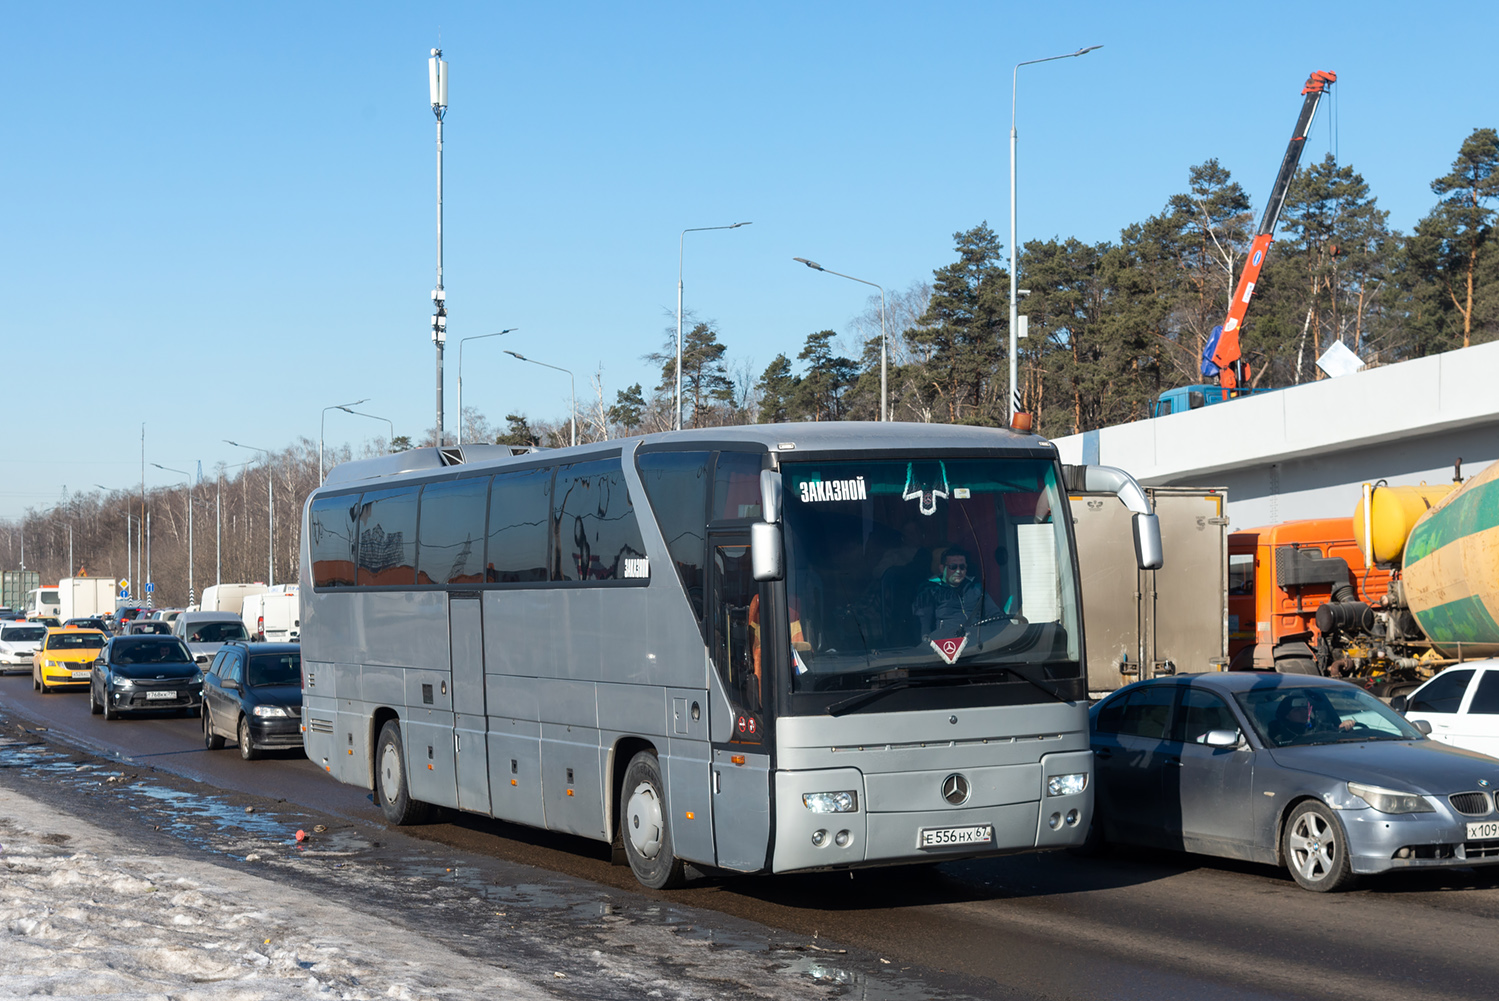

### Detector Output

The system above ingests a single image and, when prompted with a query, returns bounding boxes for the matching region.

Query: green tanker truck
[1310,461,1499,692]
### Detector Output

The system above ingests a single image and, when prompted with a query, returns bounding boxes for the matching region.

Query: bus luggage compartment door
[450,596,492,816]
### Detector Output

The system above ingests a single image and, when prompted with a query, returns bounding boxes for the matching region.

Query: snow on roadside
[0,786,553,1000]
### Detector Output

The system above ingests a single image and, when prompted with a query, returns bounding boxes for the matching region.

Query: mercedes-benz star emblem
[942,773,971,806]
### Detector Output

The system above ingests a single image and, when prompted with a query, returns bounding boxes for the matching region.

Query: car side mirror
[1389,694,1409,713]
[1412,718,1432,736]
[1204,729,1241,748]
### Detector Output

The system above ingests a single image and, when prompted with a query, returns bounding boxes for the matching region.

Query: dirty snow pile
[0,786,552,1000]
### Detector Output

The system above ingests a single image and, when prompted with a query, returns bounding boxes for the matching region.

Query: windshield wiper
[826,671,979,717]
[988,666,1070,705]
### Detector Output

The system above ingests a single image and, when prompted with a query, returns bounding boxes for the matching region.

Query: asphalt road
[5,667,1499,1001]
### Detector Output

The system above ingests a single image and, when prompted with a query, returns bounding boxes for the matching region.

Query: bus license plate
[146,690,177,701]
[1469,820,1499,840]
[919,824,993,849]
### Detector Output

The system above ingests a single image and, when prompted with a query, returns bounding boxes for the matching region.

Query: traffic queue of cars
[6,613,303,762]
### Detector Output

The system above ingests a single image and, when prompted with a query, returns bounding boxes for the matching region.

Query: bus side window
[552,459,647,582]
[309,495,359,589]
[486,467,551,583]
[416,476,491,585]
[356,486,419,587]
[637,450,710,623]
[713,452,764,522]
[713,543,764,740]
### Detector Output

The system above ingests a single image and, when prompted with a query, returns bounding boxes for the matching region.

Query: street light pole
[456,328,517,444]
[320,398,369,484]
[152,463,194,606]
[1009,45,1101,421]
[429,47,450,445]
[793,258,890,421]
[505,350,575,447]
[677,222,751,430]
[224,441,273,586]
[337,406,395,444]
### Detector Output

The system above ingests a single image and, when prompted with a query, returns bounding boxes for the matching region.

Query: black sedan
[202,642,302,760]
[89,635,204,719]
[1087,673,1499,891]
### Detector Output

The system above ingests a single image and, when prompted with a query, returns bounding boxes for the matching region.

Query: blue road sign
[145,583,154,594]
[120,590,130,599]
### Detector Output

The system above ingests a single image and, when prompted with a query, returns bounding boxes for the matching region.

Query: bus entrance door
[450,595,492,816]
[709,537,771,872]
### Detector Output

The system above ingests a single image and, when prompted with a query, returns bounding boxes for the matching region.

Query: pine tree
[909,223,1008,424]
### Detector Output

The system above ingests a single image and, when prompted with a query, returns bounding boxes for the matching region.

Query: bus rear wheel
[620,750,686,890]
[376,720,432,826]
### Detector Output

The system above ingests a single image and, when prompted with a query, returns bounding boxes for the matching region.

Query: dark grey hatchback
[202,642,302,760]
[89,635,204,718]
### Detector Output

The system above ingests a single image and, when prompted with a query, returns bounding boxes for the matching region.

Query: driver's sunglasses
[945,561,967,571]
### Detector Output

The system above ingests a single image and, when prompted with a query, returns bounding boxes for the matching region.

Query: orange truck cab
[1228,518,1393,675]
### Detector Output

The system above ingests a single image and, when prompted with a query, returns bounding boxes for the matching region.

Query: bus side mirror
[1134,513,1163,570]
[751,521,784,581]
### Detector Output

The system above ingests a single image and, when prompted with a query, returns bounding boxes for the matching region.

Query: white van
[242,588,300,642]
[198,583,269,616]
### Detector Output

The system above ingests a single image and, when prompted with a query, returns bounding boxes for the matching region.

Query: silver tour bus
[300,423,1161,888]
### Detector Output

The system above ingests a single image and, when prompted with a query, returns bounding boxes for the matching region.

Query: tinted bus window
[357,487,419,586]
[637,451,710,620]
[487,467,551,583]
[309,495,358,588]
[418,477,490,585]
[553,459,647,582]
[713,451,763,522]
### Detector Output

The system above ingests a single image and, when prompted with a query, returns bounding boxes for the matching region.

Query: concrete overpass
[1053,340,1499,531]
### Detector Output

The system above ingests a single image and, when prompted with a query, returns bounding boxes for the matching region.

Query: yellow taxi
[33,627,107,693]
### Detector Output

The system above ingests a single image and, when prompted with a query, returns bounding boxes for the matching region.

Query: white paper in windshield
[1016,523,1059,623]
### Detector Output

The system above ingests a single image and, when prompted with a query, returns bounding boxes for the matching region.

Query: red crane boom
[1204,70,1336,391]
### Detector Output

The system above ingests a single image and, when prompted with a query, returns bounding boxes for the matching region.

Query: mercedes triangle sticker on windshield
[930,635,968,665]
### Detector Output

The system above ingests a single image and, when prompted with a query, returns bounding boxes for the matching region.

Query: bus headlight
[1047,773,1088,797]
[253,705,290,718]
[803,790,859,813]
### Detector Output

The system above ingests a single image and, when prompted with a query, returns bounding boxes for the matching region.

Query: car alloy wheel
[1283,801,1354,892]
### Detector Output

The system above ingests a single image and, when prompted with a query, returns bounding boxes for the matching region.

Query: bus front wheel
[376,721,432,826]
[620,750,686,890]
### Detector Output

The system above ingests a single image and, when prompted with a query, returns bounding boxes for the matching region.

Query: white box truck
[242,586,300,642]
[199,583,269,616]
[1068,484,1230,694]
[57,577,118,621]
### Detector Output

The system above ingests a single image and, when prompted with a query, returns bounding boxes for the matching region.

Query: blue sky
[3,1,1495,520]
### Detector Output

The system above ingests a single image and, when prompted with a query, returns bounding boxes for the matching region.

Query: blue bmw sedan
[1088,673,1499,891]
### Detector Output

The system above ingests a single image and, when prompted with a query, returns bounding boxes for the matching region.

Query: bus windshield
[781,456,1080,693]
